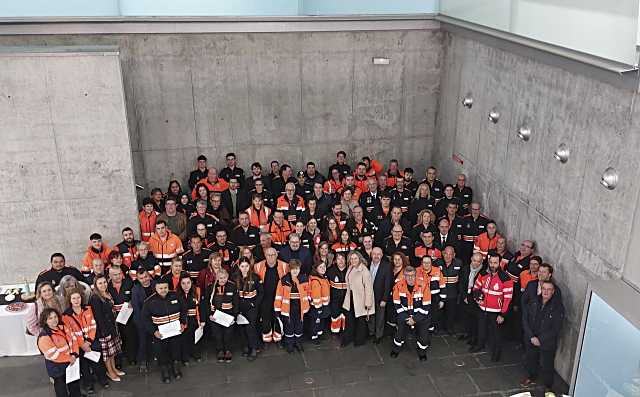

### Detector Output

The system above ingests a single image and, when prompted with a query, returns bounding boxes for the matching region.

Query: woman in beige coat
[342,251,374,346]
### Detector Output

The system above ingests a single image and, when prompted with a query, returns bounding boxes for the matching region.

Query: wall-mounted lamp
[461,95,473,109]
[372,57,390,65]
[554,143,570,163]
[517,126,532,142]
[600,167,619,190]
[488,108,500,124]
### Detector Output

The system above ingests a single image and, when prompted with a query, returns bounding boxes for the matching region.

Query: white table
[0,302,40,356]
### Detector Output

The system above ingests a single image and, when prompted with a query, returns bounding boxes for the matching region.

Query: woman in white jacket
[341,251,374,347]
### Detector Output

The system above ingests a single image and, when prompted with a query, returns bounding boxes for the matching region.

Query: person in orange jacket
[308,262,330,344]
[148,220,184,273]
[274,259,310,353]
[81,233,112,274]
[139,197,158,242]
[191,168,229,200]
[390,266,432,361]
[63,289,109,393]
[473,221,501,261]
[37,307,82,397]
[276,182,305,224]
[362,156,383,177]
[268,210,292,250]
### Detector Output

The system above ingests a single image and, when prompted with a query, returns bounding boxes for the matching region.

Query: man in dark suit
[435,217,457,252]
[221,177,245,221]
[367,247,393,344]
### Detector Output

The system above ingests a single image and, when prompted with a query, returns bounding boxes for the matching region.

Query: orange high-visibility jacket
[81,244,112,273]
[309,275,330,309]
[139,210,158,242]
[274,273,310,317]
[37,325,80,364]
[148,231,184,264]
[191,177,230,199]
[246,206,271,232]
[473,232,502,259]
[268,220,292,247]
[63,306,97,344]
[254,260,289,282]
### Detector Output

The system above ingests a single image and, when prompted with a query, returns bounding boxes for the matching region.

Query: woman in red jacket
[63,289,109,393]
[37,307,81,397]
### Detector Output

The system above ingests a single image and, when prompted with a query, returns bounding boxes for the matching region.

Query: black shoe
[161,367,171,384]
[217,351,225,363]
[419,354,428,362]
[373,337,382,345]
[247,349,257,362]
[171,363,183,380]
[86,385,95,395]
[100,380,110,390]
[457,334,469,340]
[312,338,320,345]
[224,351,233,363]
[192,353,202,362]
[490,351,501,362]
[182,360,190,367]
[287,346,294,354]
[469,345,483,353]
[295,343,304,353]
[390,351,399,358]
[242,347,249,357]
[467,338,476,346]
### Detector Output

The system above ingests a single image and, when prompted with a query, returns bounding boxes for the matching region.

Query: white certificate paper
[194,324,204,344]
[84,350,101,363]
[158,320,181,340]
[115,302,134,325]
[212,310,235,328]
[66,359,80,384]
[236,314,250,325]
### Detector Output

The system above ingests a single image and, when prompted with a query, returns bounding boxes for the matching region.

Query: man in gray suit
[368,247,393,344]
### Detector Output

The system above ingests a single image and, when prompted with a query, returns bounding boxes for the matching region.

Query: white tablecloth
[0,303,40,356]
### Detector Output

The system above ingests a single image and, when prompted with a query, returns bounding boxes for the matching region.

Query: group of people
[32,152,565,396]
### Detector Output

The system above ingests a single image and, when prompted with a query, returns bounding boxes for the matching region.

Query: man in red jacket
[469,254,514,362]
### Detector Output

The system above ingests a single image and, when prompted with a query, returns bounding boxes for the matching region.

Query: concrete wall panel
[436,32,640,382]
[0,51,138,283]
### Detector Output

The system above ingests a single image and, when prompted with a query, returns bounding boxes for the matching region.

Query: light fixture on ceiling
[600,167,618,190]
[488,108,500,124]
[554,143,570,163]
[517,125,531,142]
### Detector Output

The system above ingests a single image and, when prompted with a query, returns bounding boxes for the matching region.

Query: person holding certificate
[63,289,109,393]
[142,277,187,384]
[176,271,203,364]
[37,307,82,397]
[202,268,239,363]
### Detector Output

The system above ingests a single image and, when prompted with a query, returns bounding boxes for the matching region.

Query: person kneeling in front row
[390,266,432,361]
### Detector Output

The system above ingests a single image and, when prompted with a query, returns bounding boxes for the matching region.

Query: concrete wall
[0,49,139,284]
[434,31,640,380]
[0,31,442,192]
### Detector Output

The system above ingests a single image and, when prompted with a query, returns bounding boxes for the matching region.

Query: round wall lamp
[462,96,473,109]
[554,143,570,163]
[488,109,500,124]
[517,126,531,141]
[600,167,618,190]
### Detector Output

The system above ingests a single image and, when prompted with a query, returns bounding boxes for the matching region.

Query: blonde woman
[341,251,374,347]
[26,282,64,336]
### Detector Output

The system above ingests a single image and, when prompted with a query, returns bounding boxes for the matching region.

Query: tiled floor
[0,334,569,397]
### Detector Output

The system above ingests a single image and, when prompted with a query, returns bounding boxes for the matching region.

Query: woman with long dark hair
[37,307,82,397]
[89,275,123,382]
[167,180,182,198]
[177,271,202,365]
[235,258,263,361]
